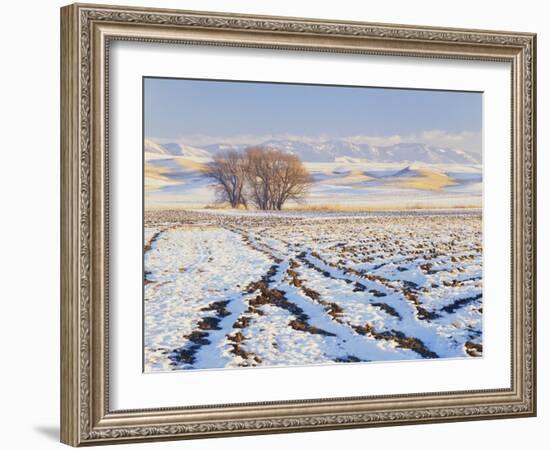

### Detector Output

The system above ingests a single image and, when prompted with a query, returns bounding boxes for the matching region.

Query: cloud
[149,129,482,154]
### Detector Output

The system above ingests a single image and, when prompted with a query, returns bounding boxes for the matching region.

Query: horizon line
[145,130,482,155]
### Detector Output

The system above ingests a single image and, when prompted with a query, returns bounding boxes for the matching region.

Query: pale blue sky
[144,77,482,151]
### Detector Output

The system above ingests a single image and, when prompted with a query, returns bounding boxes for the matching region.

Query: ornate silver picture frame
[61,3,536,446]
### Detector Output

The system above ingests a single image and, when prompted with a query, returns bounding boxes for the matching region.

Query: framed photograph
[60,3,536,446]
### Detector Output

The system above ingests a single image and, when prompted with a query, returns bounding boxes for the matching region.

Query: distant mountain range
[145,139,212,159]
[145,138,481,165]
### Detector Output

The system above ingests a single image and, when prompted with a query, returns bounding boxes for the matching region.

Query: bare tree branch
[201,150,247,208]
[202,147,312,210]
[244,147,312,210]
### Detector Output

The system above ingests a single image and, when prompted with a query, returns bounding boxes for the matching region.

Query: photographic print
[61,6,536,444]
[143,78,483,372]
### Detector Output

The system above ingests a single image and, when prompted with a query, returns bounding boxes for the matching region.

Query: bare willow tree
[203,147,312,210]
[245,147,313,210]
[243,147,273,210]
[201,150,247,208]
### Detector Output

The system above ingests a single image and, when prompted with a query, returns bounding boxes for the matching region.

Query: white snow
[144,210,483,372]
[144,226,272,371]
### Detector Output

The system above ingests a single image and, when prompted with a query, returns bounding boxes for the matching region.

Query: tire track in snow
[246,227,462,358]
[143,227,167,285]
[144,226,273,371]
[293,246,483,358]
[144,210,483,369]
[230,227,427,362]
[287,258,440,359]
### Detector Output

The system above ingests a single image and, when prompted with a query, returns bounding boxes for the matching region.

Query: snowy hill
[150,138,481,165]
[259,140,481,164]
[372,143,480,165]
[144,137,482,209]
[144,139,211,160]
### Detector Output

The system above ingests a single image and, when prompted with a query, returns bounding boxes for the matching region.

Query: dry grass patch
[385,168,457,191]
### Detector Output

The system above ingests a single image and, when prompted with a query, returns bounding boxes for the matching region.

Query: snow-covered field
[144,148,482,210]
[144,209,483,372]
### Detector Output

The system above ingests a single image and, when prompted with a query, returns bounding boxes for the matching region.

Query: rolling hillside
[144,138,482,209]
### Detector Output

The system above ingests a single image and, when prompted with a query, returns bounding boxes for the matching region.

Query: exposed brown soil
[420,262,437,274]
[293,253,407,323]
[228,331,245,343]
[230,345,263,365]
[353,323,438,359]
[289,259,300,269]
[144,229,164,253]
[227,332,263,365]
[371,302,401,319]
[196,317,222,331]
[184,330,210,345]
[246,265,279,294]
[324,302,344,320]
[286,264,342,321]
[400,282,441,321]
[464,341,483,357]
[441,293,483,314]
[302,287,321,300]
[289,319,334,336]
[143,229,166,286]
[246,267,335,337]
[297,252,332,278]
[171,330,210,365]
[416,305,440,321]
[369,289,387,297]
[146,210,482,370]
[442,279,465,287]
[144,270,154,286]
[286,268,302,287]
[233,316,252,329]
[334,355,364,363]
[200,300,231,318]
[170,300,231,365]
